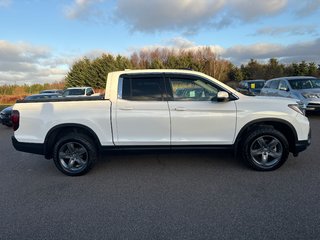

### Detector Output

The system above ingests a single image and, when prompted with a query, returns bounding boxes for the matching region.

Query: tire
[53,133,97,176]
[241,127,289,171]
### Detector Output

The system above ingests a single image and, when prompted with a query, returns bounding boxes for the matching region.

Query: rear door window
[120,75,165,101]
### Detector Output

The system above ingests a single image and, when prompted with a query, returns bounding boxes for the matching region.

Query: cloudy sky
[0,0,319,85]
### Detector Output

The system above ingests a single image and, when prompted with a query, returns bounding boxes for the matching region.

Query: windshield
[289,79,320,89]
[248,81,265,89]
[63,89,85,96]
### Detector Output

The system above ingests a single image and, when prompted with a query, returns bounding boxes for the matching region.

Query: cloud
[112,0,289,32]
[164,37,195,49]
[254,25,318,36]
[64,0,105,20]
[295,0,320,17]
[228,0,288,21]
[0,40,68,85]
[223,38,320,64]
[213,0,288,29]
[0,40,51,64]
[63,0,319,35]
[115,0,224,32]
[114,0,290,32]
[0,0,11,7]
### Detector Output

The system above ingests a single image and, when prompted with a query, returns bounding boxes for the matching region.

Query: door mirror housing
[217,91,229,102]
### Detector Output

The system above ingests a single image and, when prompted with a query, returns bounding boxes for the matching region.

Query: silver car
[260,76,320,111]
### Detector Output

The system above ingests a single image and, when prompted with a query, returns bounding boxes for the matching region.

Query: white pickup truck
[11,69,311,176]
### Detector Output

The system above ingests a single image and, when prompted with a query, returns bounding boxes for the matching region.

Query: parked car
[40,89,63,95]
[62,87,95,97]
[0,106,13,127]
[237,79,265,95]
[24,93,61,100]
[260,76,320,111]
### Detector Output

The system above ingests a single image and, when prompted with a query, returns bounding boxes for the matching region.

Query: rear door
[114,74,171,146]
[166,74,237,145]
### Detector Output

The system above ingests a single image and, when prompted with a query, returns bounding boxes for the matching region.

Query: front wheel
[53,133,97,176]
[241,127,289,171]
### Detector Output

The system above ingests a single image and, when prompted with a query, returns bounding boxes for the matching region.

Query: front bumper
[293,128,311,156]
[305,100,320,111]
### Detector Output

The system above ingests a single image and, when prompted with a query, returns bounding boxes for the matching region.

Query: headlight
[302,93,320,99]
[288,104,305,115]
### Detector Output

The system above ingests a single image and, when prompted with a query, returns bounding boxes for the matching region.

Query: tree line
[0,82,65,96]
[0,82,65,104]
[65,47,320,88]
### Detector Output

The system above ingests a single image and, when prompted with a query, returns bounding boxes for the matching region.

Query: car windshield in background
[289,79,320,89]
[64,89,85,96]
[249,81,265,88]
[40,90,63,94]
[24,94,60,100]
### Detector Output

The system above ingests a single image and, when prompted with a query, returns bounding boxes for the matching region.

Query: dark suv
[236,80,265,95]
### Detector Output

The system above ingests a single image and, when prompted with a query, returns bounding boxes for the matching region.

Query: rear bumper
[12,136,45,155]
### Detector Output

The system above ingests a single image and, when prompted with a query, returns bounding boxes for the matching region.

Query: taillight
[11,110,20,131]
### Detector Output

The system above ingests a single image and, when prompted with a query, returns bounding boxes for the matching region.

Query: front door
[167,75,237,145]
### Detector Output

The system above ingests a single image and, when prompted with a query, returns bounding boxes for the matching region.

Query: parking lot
[1,114,320,240]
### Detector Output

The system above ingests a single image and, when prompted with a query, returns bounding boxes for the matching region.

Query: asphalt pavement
[0,114,320,240]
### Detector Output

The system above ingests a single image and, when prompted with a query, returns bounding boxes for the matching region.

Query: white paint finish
[235,95,310,141]
[14,100,113,145]
[113,99,170,145]
[169,100,237,145]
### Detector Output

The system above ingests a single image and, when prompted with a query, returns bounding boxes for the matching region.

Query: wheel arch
[44,123,101,159]
[235,118,298,154]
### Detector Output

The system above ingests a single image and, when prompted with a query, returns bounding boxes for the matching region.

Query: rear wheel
[53,133,97,176]
[241,127,289,171]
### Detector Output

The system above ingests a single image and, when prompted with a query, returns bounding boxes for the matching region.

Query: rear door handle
[120,107,134,110]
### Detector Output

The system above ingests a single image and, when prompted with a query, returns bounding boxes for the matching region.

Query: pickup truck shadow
[95,149,246,174]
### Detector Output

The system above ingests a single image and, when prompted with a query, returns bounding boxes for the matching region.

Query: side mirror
[217,91,229,102]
